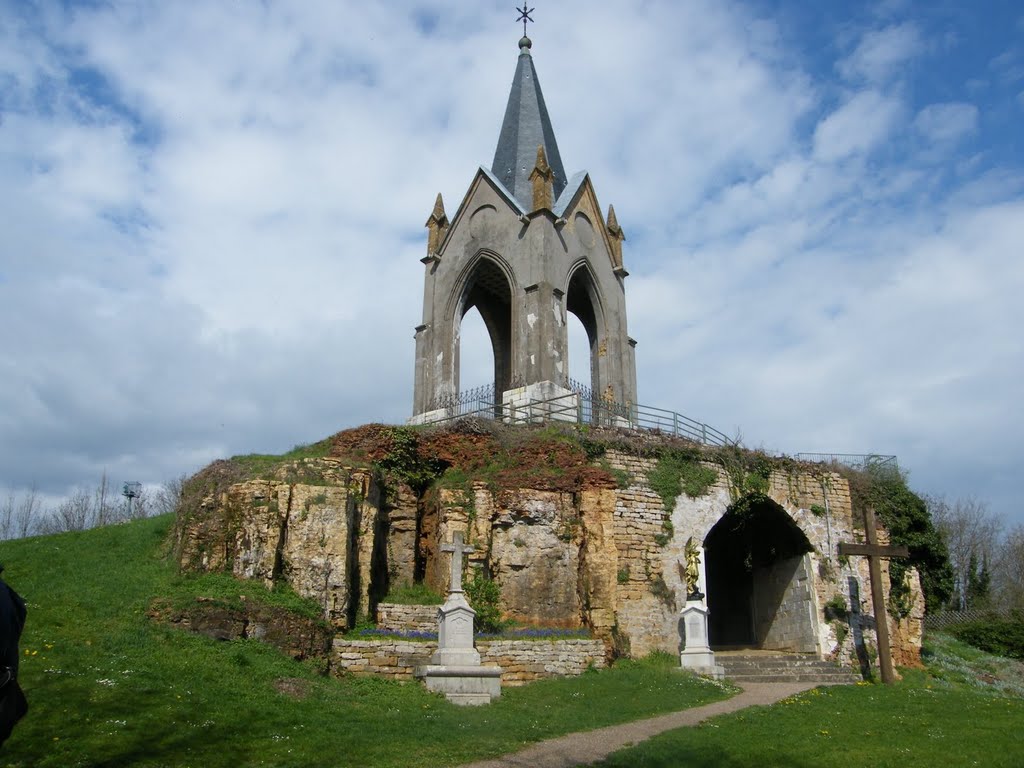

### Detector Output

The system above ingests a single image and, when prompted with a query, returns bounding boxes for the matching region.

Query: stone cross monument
[442,531,473,593]
[434,532,479,663]
[415,531,502,705]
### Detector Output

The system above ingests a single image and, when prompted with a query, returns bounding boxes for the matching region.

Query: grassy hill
[0,515,730,767]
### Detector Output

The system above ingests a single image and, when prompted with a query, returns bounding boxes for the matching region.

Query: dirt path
[457,681,818,768]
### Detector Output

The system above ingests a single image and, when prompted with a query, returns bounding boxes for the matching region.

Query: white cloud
[914,102,979,144]
[838,22,923,84]
[813,90,904,161]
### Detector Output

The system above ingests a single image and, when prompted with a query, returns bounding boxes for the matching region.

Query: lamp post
[122,481,142,518]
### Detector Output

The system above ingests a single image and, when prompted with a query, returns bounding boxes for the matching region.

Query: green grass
[0,516,732,767]
[227,438,336,478]
[598,656,1024,768]
[923,631,1024,697]
[380,581,445,606]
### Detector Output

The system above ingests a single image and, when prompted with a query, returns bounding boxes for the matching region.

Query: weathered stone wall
[754,555,816,652]
[333,639,431,680]
[890,566,926,669]
[424,485,592,630]
[481,639,607,684]
[178,445,922,671]
[281,484,353,627]
[604,451,677,657]
[176,459,379,629]
[331,637,606,685]
[376,603,438,634]
[383,484,419,592]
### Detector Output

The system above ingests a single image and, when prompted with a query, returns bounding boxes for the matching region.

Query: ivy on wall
[844,464,954,614]
[647,450,718,511]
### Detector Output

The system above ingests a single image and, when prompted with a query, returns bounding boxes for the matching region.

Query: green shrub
[465,573,507,633]
[824,594,848,621]
[950,616,1024,660]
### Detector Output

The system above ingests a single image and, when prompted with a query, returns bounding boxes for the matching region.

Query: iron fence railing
[924,609,1018,631]
[419,381,734,447]
[419,388,900,467]
[794,453,899,474]
[429,383,498,419]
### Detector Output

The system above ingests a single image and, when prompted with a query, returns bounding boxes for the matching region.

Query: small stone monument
[415,531,502,704]
[679,538,724,679]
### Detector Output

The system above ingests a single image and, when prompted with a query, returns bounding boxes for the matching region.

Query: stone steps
[717,653,861,684]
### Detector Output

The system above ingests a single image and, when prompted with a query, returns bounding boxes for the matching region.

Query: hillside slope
[0,515,728,767]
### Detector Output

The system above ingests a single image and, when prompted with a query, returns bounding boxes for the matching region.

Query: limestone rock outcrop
[174,425,924,670]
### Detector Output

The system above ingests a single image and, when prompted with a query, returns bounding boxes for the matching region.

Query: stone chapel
[411,33,637,423]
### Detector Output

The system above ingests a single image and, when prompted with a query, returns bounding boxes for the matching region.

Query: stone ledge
[332,637,607,685]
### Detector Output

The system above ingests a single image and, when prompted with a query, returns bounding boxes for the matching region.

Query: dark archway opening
[460,258,512,400]
[704,496,816,652]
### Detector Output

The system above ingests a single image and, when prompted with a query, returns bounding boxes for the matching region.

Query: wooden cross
[441,531,475,594]
[838,506,909,684]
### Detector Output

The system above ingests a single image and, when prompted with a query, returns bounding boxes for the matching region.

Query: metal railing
[418,388,901,467]
[924,609,1018,631]
[417,382,734,447]
[428,383,498,419]
[794,453,899,474]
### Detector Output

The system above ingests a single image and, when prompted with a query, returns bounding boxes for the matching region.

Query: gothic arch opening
[567,313,590,385]
[458,308,492,391]
[458,256,513,399]
[566,263,604,406]
[703,496,817,652]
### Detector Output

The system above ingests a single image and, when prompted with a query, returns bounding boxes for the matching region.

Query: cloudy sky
[2,1,1022,528]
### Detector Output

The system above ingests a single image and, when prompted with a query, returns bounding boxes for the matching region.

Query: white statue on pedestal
[679,537,724,679]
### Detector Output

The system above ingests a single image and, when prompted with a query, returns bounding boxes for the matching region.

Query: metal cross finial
[516,3,535,37]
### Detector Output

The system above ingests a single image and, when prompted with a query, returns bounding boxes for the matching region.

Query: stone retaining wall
[376,603,438,634]
[332,637,607,686]
[481,639,607,683]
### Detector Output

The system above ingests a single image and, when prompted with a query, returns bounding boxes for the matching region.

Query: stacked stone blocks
[332,637,606,685]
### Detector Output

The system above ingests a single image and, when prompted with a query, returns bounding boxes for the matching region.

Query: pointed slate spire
[491,35,567,210]
[424,193,449,259]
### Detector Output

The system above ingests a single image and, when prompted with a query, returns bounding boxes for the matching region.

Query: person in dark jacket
[0,565,27,746]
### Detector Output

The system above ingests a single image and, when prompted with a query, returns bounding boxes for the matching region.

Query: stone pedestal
[502,381,579,424]
[679,599,724,680]
[414,578,502,705]
[407,406,451,426]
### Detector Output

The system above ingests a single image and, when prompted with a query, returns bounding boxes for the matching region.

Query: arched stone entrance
[566,262,603,396]
[703,496,818,652]
[457,256,513,397]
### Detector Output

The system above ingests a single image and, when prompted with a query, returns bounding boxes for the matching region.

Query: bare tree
[93,472,113,528]
[0,494,13,540]
[1,487,45,540]
[993,524,1024,612]
[929,495,1003,610]
[14,487,42,539]
[152,476,186,517]
[43,488,93,534]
